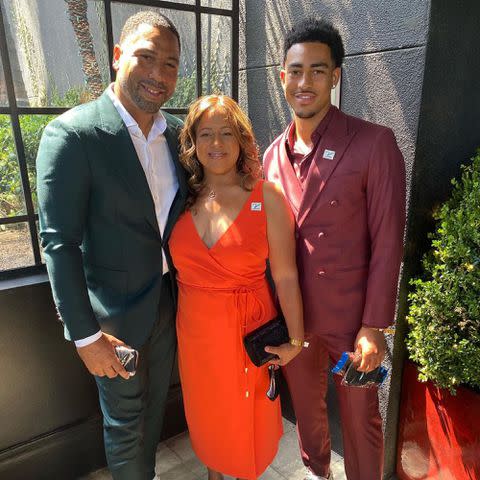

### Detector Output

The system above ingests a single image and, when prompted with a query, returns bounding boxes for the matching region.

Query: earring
[332,84,336,89]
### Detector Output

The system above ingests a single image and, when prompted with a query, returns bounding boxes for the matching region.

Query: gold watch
[366,326,396,335]
[289,338,309,348]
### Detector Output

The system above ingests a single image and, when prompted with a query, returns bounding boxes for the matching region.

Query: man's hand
[354,326,386,373]
[76,333,130,380]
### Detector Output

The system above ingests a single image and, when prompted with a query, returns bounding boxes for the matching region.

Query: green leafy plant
[406,149,480,392]
[0,115,23,218]
[49,83,94,107]
[0,81,100,219]
[0,114,56,218]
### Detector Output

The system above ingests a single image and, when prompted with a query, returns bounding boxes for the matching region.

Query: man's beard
[293,108,318,119]
[124,77,168,113]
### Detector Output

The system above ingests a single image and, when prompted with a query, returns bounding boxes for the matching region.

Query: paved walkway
[81,418,346,480]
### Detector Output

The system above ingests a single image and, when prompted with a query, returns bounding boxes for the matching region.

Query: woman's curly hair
[179,95,262,209]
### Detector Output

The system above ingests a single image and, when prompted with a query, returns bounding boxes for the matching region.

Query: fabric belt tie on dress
[178,279,266,399]
[233,285,266,399]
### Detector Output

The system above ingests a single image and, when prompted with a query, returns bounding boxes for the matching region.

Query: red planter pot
[397,361,480,479]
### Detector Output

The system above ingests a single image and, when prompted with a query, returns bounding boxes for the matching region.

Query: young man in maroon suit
[263,18,406,480]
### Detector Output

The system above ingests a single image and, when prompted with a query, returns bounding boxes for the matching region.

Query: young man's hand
[354,326,386,372]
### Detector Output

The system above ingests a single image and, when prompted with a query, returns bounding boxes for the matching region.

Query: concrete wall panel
[341,46,427,192]
[243,0,429,70]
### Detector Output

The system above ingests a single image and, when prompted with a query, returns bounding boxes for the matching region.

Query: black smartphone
[114,346,139,377]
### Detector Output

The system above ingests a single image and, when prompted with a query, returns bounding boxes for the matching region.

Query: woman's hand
[265,343,302,367]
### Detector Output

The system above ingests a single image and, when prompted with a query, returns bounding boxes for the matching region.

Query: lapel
[275,125,303,216]
[297,108,357,226]
[94,92,161,238]
[163,119,188,244]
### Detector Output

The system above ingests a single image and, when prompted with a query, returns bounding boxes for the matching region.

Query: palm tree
[65,0,103,99]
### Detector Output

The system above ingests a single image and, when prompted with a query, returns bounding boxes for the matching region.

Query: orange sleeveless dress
[169,180,283,479]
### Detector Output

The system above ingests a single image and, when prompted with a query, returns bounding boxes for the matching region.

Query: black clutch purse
[243,316,289,367]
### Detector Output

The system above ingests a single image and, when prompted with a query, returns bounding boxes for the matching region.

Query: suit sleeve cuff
[74,330,102,347]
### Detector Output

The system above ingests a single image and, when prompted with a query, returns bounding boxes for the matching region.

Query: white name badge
[251,202,262,211]
[323,149,336,160]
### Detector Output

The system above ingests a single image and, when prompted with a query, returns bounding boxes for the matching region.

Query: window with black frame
[0,0,239,277]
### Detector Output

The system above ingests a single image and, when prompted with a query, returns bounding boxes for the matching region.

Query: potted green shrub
[407,150,480,392]
[397,150,480,480]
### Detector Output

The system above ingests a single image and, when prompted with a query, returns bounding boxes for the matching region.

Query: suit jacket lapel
[297,108,357,226]
[163,121,187,243]
[275,126,303,216]
[95,92,161,238]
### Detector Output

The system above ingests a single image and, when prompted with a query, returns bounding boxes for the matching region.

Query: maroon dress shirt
[286,106,335,188]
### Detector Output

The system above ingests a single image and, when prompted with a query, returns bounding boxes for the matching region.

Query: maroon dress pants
[283,331,383,480]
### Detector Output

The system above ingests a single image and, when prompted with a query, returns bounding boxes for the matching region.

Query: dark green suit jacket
[37,92,187,348]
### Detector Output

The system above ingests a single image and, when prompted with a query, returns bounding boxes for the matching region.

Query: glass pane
[0,115,26,217]
[201,0,233,9]
[0,55,7,106]
[2,0,110,107]
[111,3,197,108]
[201,14,232,96]
[0,222,34,271]
[19,114,57,213]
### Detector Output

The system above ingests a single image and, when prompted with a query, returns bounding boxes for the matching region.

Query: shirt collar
[286,105,335,152]
[106,84,167,137]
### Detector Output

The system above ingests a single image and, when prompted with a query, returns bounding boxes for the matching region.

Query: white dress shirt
[75,86,179,347]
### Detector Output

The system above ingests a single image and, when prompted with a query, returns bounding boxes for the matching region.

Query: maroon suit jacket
[264,107,406,336]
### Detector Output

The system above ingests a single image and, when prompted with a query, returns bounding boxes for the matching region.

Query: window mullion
[195,0,203,98]
[0,3,41,265]
[231,0,239,100]
[104,0,115,83]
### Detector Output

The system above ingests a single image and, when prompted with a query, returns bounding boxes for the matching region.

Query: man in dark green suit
[36,11,187,480]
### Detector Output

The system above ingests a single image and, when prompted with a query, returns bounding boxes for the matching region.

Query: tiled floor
[80,418,346,480]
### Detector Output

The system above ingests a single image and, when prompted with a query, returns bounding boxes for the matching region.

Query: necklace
[207,188,216,200]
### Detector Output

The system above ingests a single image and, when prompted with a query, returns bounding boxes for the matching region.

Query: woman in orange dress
[169,95,304,480]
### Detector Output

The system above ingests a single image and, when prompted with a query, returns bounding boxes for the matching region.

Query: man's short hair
[120,11,181,51]
[283,17,345,68]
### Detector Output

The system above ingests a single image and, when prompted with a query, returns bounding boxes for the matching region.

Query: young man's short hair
[283,17,345,68]
[120,10,180,51]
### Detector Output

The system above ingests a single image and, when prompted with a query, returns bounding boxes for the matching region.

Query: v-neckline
[189,182,260,252]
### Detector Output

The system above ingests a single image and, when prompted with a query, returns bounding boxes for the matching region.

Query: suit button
[295,231,299,239]
[330,200,338,207]
[318,269,326,276]
[318,231,325,238]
